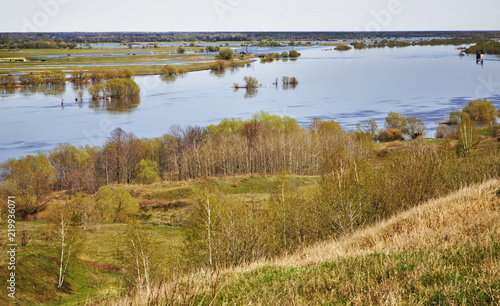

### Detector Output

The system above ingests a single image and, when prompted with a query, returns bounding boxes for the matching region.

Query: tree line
[1,101,497,221]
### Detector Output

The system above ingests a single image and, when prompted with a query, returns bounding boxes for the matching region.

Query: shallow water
[1,45,499,162]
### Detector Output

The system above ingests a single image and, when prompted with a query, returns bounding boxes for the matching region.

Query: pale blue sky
[1,0,499,32]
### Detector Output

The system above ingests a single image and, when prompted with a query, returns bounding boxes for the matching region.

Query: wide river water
[1,45,500,162]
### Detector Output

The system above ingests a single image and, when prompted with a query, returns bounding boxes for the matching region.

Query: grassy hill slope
[112,178,500,305]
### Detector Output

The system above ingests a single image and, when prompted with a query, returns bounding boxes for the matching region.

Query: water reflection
[17,84,66,96]
[233,87,258,99]
[160,73,187,83]
[89,97,140,113]
[0,87,16,95]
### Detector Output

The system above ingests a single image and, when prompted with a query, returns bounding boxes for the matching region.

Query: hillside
[111,179,500,305]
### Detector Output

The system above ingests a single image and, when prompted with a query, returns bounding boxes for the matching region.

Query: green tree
[288,50,301,57]
[133,159,160,184]
[95,186,139,222]
[402,117,426,139]
[1,153,55,220]
[462,99,497,124]
[385,111,406,130]
[160,65,178,76]
[216,48,234,60]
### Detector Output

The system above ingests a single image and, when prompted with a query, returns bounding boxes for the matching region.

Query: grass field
[0,174,319,305]
[0,45,256,75]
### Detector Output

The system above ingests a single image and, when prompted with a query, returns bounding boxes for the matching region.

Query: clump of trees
[71,68,134,84]
[184,136,500,270]
[465,41,500,55]
[216,48,234,60]
[89,79,140,100]
[40,70,66,85]
[462,99,497,124]
[0,75,17,87]
[133,159,160,184]
[383,111,426,139]
[0,153,55,220]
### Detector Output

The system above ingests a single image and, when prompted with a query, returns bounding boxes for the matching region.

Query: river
[1,45,499,162]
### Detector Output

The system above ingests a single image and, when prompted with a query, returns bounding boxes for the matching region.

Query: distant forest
[1,31,499,45]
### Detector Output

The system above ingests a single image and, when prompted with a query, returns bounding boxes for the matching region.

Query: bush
[209,60,226,72]
[105,78,140,99]
[70,71,89,84]
[177,47,185,54]
[378,128,403,142]
[88,78,140,100]
[134,159,160,184]
[462,99,497,124]
[216,48,234,60]
[19,74,42,86]
[260,53,275,63]
[288,50,301,57]
[335,44,352,51]
[0,75,17,86]
[385,111,406,130]
[402,117,426,139]
[281,51,289,58]
[243,76,259,89]
[435,125,449,139]
[160,65,178,76]
[40,70,66,84]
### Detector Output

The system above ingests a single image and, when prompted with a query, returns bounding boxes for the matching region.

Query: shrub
[378,128,403,142]
[435,125,449,139]
[462,99,497,124]
[385,111,406,130]
[0,75,17,86]
[40,70,66,84]
[105,78,140,99]
[209,60,226,72]
[261,54,275,63]
[335,44,352,51]
[281,51,289,58]
[288,50,301,57]
[134,159,160,184]
[177,47,185,54]
[70,71,89,84]
[216,48,234,60]
[160,65,178,76]
[19,74,42,86]
[243,76,259,89]
[402,117,426,139]
[88,78,140,100]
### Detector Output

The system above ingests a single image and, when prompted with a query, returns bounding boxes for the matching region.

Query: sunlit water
[1,45,499,162]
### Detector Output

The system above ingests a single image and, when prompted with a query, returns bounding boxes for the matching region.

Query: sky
[0,0,499,33]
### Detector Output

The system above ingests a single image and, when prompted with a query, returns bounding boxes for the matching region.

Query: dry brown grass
[105,179,500,305]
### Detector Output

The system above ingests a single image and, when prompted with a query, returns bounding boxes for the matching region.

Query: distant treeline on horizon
[1,31,499,44]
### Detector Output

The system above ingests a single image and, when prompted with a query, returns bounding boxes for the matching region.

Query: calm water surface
[1,45,499,162]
